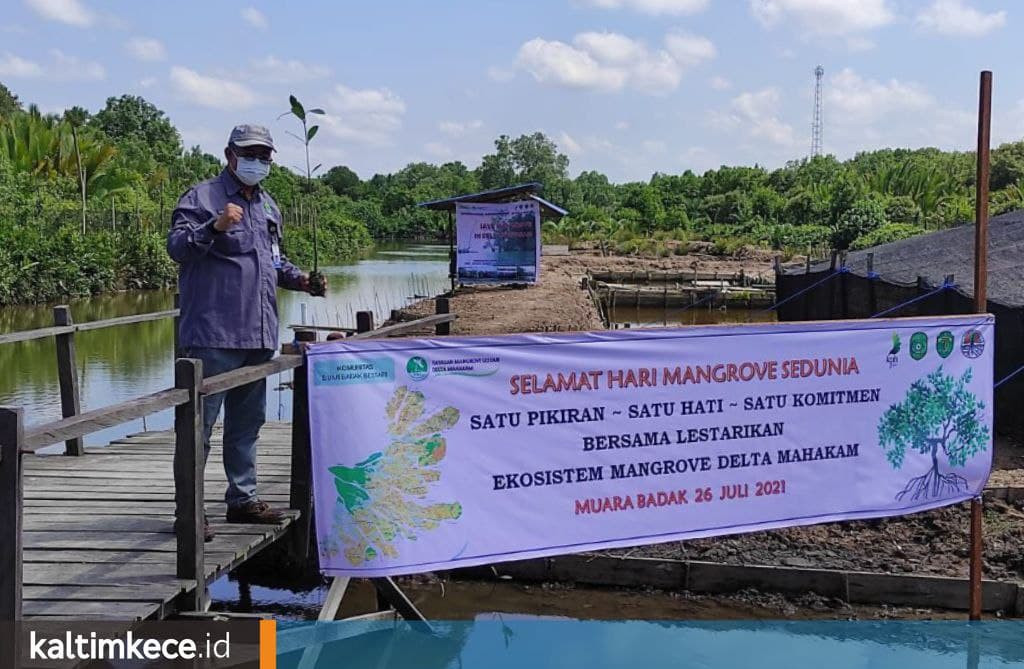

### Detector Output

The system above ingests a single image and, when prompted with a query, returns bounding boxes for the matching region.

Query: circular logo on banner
[961,330,985,359]
[910,332,928,361]
[406,356,429,381]
[936,331,954,358]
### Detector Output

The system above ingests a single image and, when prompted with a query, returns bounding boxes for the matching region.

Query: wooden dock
[0,301,456,624]
[22,423,296,621]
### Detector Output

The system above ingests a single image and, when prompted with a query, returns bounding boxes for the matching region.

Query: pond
[0,241,450,447]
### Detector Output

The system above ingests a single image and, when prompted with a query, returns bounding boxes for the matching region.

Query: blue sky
[2,0,1021,182]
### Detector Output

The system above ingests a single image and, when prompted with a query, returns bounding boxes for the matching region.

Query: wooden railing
[0,300,456,620]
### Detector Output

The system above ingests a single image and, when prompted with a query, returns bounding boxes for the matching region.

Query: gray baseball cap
[228,124,275,151]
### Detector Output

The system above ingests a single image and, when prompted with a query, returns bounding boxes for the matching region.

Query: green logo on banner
[406,356,429,381]
[910,332,928,361]
[936,331,954,358]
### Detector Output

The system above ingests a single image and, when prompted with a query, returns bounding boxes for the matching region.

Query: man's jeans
[182,347,274,509]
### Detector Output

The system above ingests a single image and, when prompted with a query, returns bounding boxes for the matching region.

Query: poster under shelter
[454,200,540,284]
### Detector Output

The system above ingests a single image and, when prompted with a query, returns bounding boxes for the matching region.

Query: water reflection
[0,242,449,445]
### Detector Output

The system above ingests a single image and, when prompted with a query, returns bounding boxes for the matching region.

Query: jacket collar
[219,167,260,199]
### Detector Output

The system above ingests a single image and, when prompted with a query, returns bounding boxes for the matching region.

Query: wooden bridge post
[173,293,181,359]
[289,342,313,561]
[53,306,84,455]
[174,358,208,611]
[356,311,374,334]
[435,298,450,335]
[0,407,24,622]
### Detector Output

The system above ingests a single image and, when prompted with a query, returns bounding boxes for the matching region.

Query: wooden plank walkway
[21,421,296,621]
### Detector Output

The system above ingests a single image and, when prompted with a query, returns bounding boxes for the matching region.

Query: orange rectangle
[259,619,276,669]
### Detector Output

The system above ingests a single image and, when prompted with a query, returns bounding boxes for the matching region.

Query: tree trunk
[71,124,86,235]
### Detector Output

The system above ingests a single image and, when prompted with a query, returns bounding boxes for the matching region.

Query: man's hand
[214,203,244,232]
[300,272,328,296]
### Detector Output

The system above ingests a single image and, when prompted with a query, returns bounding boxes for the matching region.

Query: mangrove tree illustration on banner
[878,367,989,501]
[324,386,463,565]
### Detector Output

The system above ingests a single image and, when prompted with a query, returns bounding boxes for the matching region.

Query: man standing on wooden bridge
[167,123,325,541]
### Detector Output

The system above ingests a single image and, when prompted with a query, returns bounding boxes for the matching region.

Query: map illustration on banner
[455,200,540,284]
[307,315,994,577]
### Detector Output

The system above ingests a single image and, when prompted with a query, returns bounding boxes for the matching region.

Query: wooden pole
[969,69,992,622]
[448,210,456,292]
[289,333,314,561]
[356,311,374,334]
[173,293,181,360]
[435,297,450,335]
[53,306,84,455]
[174,358,207,612]
[0,407,23,623]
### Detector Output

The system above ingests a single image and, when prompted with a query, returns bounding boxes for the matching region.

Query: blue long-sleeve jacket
[168,168,304,350]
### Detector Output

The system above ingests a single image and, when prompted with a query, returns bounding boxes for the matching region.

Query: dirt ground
[391,249,1024,586]
[554,247,779,280]
[396,251,775,335]
[398,256,603,335]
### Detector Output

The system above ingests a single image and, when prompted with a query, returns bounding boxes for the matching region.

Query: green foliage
[0,81,21,119]
[324,165,362,198]
[91,95,182,164]
[884,195,922,225]
[850,222,926,250]
[991,141,1024,191]
[3,82,1024,302]
[478,133,569,190]
[832,199,888,250]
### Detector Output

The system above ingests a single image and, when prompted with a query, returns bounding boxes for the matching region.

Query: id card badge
[271,241,283,269]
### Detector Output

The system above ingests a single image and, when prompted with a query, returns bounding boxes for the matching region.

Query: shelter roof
[417,182,568,219]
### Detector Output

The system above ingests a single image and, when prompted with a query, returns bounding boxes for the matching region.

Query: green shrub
[850,223,926,250]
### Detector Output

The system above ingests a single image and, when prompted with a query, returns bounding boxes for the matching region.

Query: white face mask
[234,156,270,186]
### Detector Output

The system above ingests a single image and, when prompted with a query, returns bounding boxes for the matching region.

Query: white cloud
[138,77,157,88]
[516,30,714,94]
[248,56,330,83]
[826,68,933,124]
[25,0,94,27]
[322,84,406,146]
[170,66,258,110]
[50,49,104,80]
[179,126,223,150]
[664,32,716,66]
[712,88,796,147]
[487,66,515,82]
[710,75,732,90]
[0,50,103,80]
[241,7,268,30]
[0,53,44,78]
[558,131,583,154]
[575,0,708,15]
[915,0,1006,37]
[517,37,627,92]
[642,139,668,153]
[125,37,166,62]
[750,0,894,35]
[424,141,454,159]
[439,119,483,136]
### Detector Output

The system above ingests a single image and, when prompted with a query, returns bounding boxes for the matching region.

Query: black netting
[776,210,1024,432]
